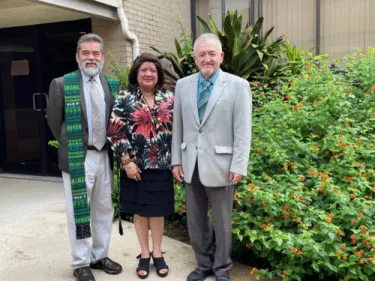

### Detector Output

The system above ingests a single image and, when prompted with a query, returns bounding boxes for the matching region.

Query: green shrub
[107,52,130,90]
[234,48,375,281]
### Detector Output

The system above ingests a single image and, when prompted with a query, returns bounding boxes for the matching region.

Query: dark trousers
[184,164,236,277]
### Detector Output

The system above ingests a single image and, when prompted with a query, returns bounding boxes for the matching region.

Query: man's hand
[172,165,184,182]
[229,172,243,184]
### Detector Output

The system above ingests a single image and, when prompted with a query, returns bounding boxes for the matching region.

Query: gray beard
[78,60,103,77]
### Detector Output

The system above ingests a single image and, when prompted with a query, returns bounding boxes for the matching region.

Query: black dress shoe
[216,272,230,281]
[73,266,95,281]
[187,268,214,281]
[90,257,122,275]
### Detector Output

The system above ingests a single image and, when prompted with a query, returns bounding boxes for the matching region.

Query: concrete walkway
[0,175,253,281]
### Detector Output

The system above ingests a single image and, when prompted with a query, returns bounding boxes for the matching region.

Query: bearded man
[47,33,122,281]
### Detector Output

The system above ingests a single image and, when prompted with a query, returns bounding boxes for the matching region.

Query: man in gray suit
[171,33,252,281]
[47,34,122,281]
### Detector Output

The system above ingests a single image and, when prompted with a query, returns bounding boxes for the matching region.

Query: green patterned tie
[198,80,211,123]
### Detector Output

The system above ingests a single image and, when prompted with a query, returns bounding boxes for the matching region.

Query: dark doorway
[0,19,91,176]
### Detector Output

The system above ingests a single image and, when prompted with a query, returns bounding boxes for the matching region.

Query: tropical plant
[151,15,196,79]
[197,10,284,81]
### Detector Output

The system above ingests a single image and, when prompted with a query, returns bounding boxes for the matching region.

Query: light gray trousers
[62,150,113,269]
[185,164,235,277]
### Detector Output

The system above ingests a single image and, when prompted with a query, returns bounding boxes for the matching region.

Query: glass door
[0,32,45,175]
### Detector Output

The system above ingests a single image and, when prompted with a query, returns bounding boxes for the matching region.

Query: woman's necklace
[142,94,155,109]
[142,95,158,123]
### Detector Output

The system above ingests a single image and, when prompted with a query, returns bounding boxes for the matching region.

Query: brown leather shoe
[73,266,95,281]
[90,257,122,275]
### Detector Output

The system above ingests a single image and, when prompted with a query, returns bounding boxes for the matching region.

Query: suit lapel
[189,73,200,125]
[200,71,226,126]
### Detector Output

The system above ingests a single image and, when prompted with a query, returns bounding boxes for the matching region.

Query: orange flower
[341,245,346,251]
[337,230,343,236]
[345,123,351,127]
[296,250,303,255]
[360,259,365,264]
[291,247,296,252]
[372,85,375,91]
[282,274,287,279]
[336,253,341,258]
[368,257,373,263]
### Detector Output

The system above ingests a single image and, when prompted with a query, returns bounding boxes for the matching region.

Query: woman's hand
[124,162,142,181]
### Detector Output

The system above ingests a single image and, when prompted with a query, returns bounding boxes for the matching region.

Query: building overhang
[0,0,119,29]
[32,0,119,20]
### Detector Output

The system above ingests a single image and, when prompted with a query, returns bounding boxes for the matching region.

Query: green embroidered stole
[63,70,119,240]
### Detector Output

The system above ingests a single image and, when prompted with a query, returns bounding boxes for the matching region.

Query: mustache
[83,60,99,67]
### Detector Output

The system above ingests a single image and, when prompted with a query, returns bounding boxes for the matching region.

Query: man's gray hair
[76,33,104,54]
[193,33,222,54]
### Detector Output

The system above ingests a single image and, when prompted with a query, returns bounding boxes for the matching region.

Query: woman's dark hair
[128,53,165,92]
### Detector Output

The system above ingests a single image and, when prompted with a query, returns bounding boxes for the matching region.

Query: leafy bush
[232,48,375,281]
[107,52,130,90]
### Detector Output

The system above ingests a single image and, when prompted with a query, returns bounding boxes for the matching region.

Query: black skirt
[120,169,174,217]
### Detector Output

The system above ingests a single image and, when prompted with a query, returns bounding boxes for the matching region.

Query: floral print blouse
[107,88,174,170]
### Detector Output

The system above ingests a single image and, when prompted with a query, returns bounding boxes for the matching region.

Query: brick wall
[92,0,191,75]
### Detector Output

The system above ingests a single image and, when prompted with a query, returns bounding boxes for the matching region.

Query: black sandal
[152,252,169,278]
[136,253,151,279]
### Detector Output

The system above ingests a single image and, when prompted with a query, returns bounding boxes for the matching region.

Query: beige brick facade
[92,0,191,74]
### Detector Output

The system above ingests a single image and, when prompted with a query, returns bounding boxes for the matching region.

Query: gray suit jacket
[47,71,115,173]
[171,71,252,187]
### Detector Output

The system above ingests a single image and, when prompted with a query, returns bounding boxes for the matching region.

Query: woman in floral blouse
[107,54,173,279]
